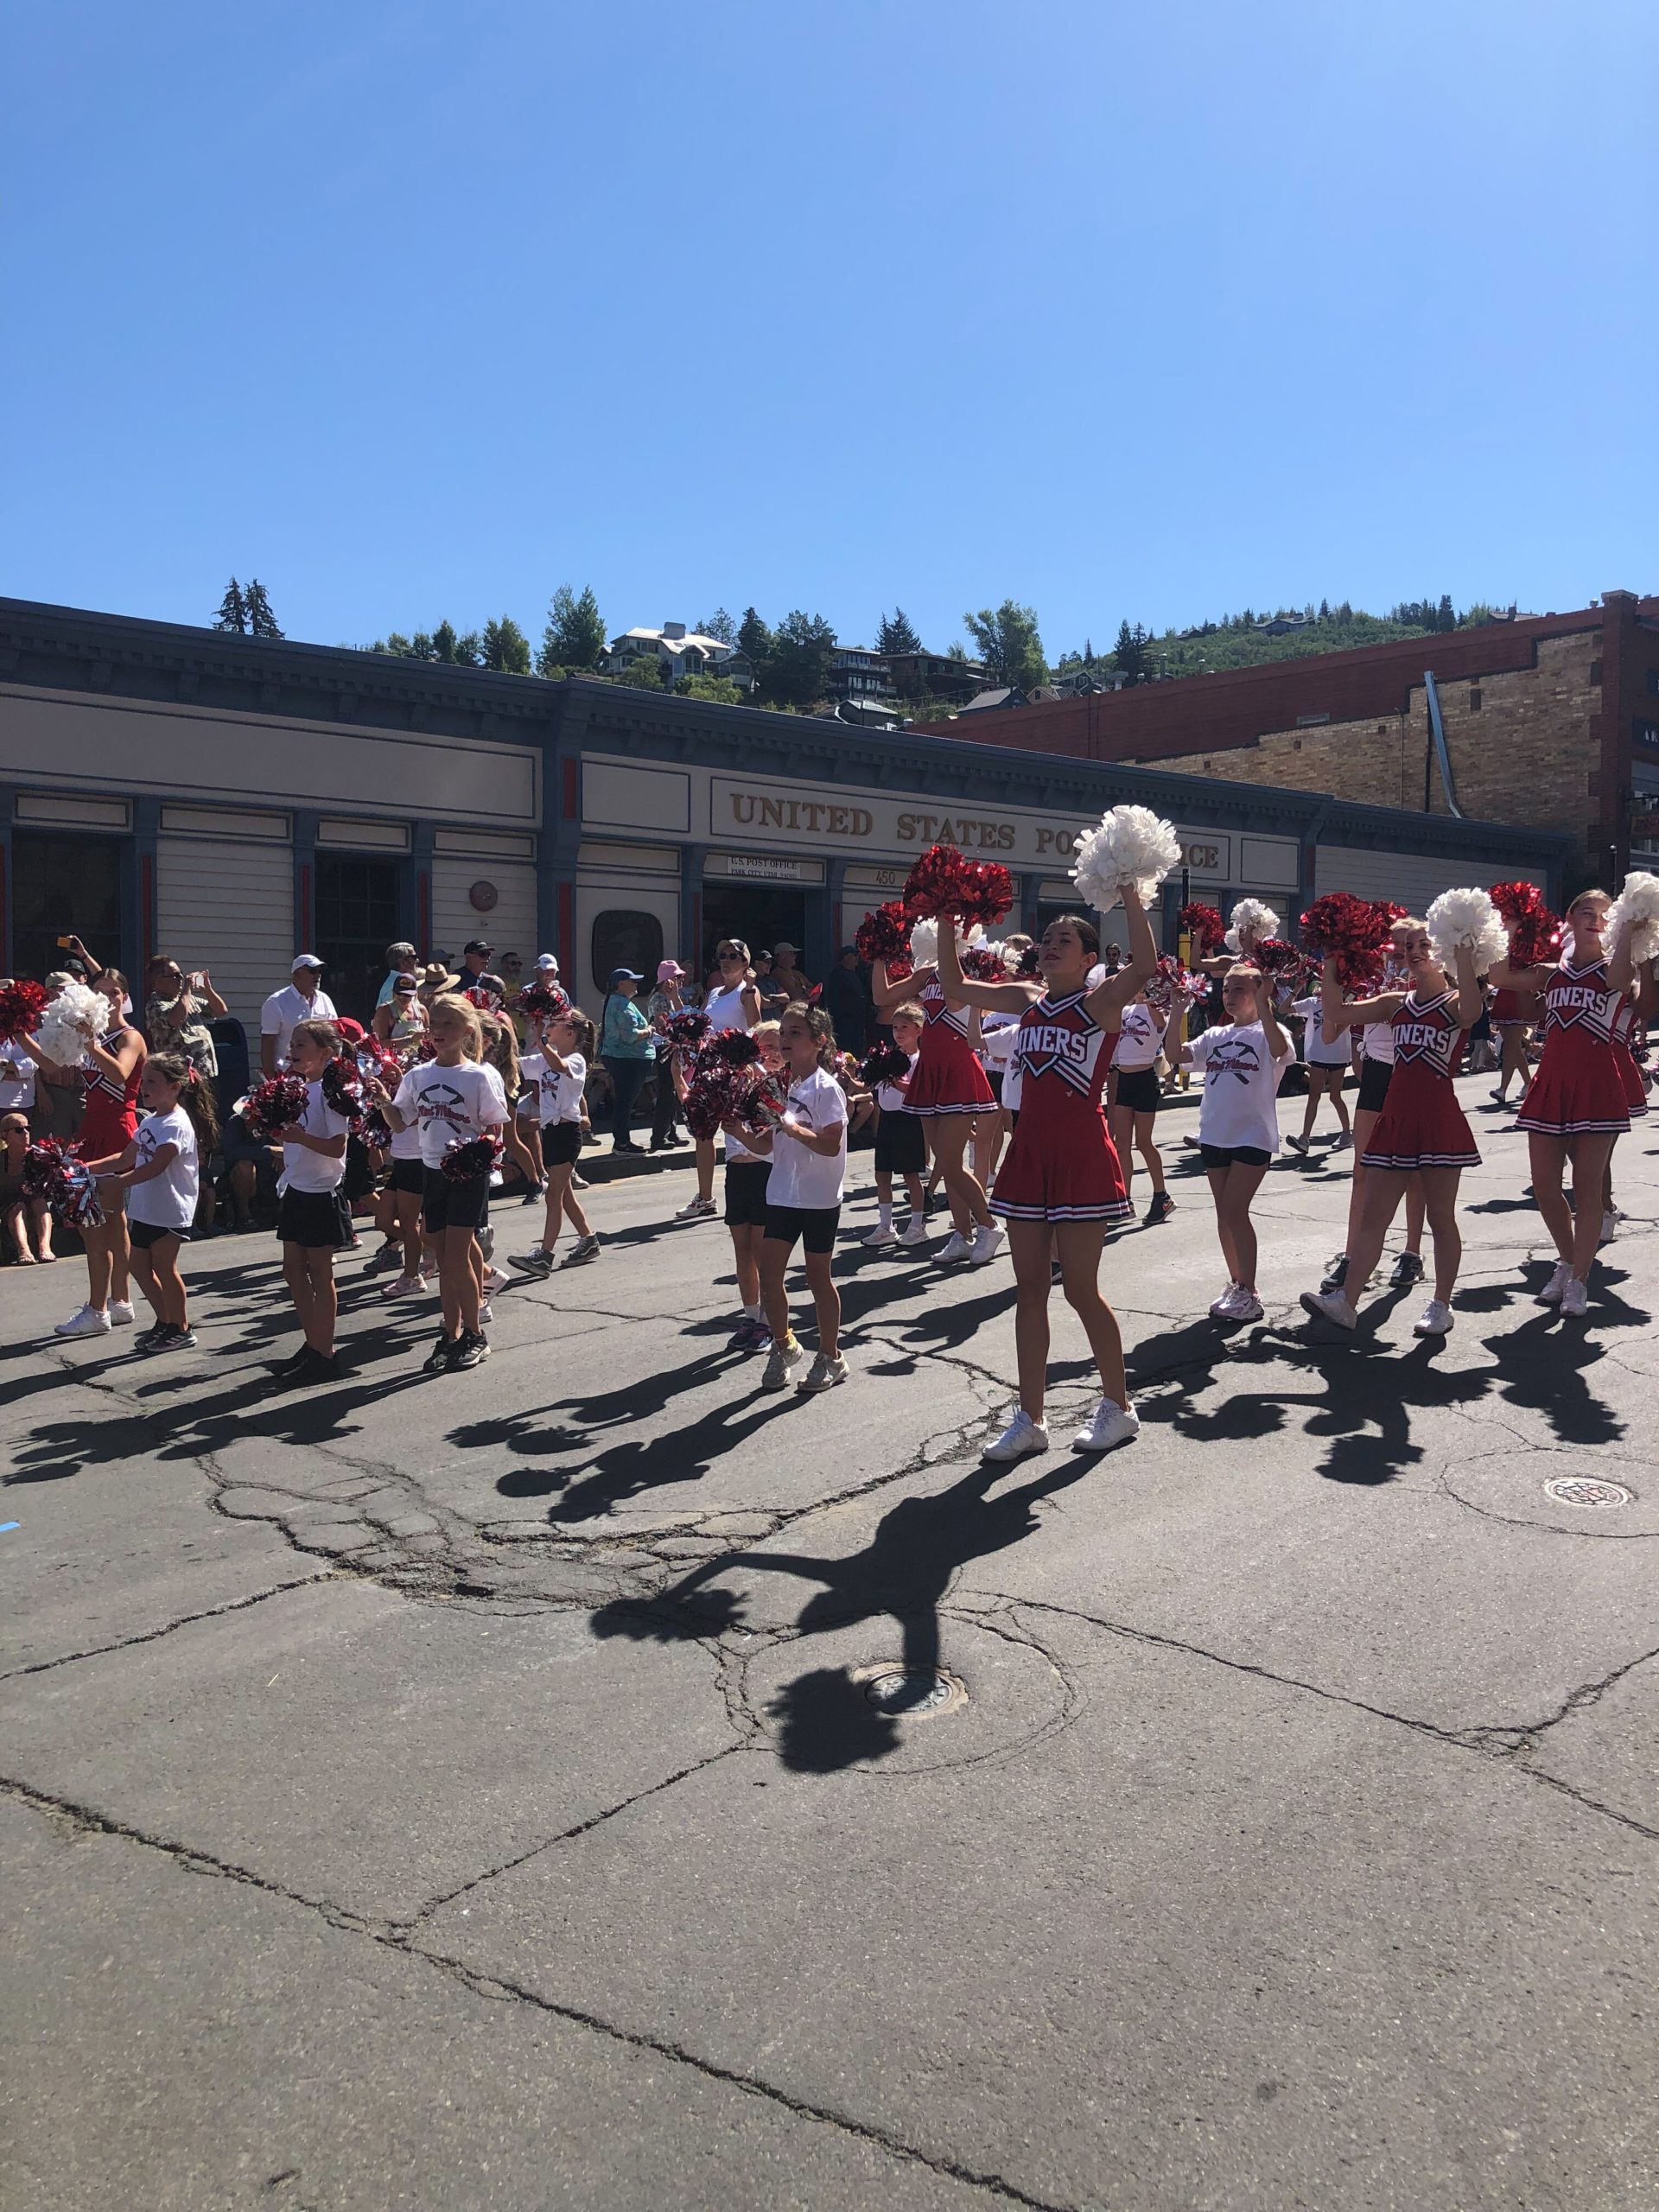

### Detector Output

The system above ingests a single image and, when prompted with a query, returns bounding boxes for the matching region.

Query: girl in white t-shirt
[270,1019,354,1382]
[85,1053,219,1353]
[1287,995,1354,1154]
[373,995,507,1373]
[735,1004,849,1394]
[717,1019,785,1350]
[512,1008,599,1277]
[1109,992,1175,1226]
[1169,966,1294,1322]
[375,1044,430,1305]
[863,1004,928,1249]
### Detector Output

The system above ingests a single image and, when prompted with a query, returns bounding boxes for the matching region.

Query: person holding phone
[143,956,226,1077]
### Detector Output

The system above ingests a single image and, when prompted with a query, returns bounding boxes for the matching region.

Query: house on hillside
[886,648,987,707]
[603,621,754,690]
[825,646,896,709]
[959,686,1028,714]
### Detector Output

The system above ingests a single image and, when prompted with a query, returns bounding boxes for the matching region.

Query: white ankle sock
[742,1302,762,1321]
[877,1203,893,1230]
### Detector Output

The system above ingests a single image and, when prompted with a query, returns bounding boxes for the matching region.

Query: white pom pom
[1084,962,1108,989]
[1070,804,1181,911]
[36,981,105,1067]
[1223,926,1241,954]
[908,916,938,969]
[1230,898,1281,944]
[1426,887,1507,973]
[1610,870,1659,964]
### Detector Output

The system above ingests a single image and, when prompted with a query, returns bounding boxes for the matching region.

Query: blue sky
[6,0,1655,660]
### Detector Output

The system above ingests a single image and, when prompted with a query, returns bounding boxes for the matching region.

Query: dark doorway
[315,853,401,1024]
[701,886,808,991]
[11,831,124,986]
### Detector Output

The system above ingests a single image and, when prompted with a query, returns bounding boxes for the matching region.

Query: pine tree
[697,607,737,645]
[876,607,923,657]
[1319,598,1331,620]
[765,612,837,707]
[736,607,772,662]
[452,630,483,668]
[1113,619,1150,686]
[482,616,532,674]
[537,585,607,676]
[431,620,461,663]
[213,578,248,633]
[244,580,283,638]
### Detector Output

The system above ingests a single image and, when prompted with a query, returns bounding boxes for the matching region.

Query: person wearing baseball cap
[600,967,655,1154]
[645,959,690,1151]
[260,955,339,1075]
[458,938,505,1007]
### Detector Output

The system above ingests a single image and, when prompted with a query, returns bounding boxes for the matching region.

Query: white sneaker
[798,1351,849,1392]
[1300,1287,1358,1332]
[1414,1299,1453,1337]
[1560,1278,1589,1318]
[478,1300,493,1325]
[1600,1211,1618,1245]
[107,1300,135,1326]
[1072,1399,1141,1453]
[1538,1260,1570,1305]
[983,1408,1050,1462]
[380,1274,422,1300]
[54,1305,111,1338]
[1208,1283,1241,1318]
[863,1224,899,1247]
[1226,1287,1264,1322]
[898,1217,929,1247]
[937,1230,971,1264]
[675,1196,717,1223]
[760,1336,806,1390]
[969,1220,1006,1268]
[483,1266,508,1295]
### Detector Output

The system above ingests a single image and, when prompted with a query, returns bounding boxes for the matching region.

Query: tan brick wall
[1147,633,1599,860]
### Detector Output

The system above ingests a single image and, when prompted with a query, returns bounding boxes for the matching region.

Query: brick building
[915,591,1659,891]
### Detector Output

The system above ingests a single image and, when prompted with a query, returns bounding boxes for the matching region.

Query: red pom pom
[1299,893,1395,990]
[321,1058,365,1128]
[902,844,1014,927]
[683,1059,740,1140]
[659,1008,712,1053]
[442,1130,504,1182]
[729,1066,789,1136]
[22,1138,105,1228]
[961,944,1011,982]
[700,1028,760,1071]
[516,979,570,1022]
[1489,880,1562,967]
[240,1073,311,1141]
[1178,902,1224,955]
[0,978,48,1045]
[855,901,911,967]
[859,1040,910,1085]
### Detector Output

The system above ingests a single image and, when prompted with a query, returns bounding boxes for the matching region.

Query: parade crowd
[1,807,1655,1464]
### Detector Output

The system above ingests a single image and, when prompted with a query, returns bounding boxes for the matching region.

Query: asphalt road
[4,1075,1658,2211]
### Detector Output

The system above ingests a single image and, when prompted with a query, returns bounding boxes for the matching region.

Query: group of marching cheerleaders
[3,821,1656,1458]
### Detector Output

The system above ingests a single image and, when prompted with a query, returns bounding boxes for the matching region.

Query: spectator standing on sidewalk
[599,967,655,1155]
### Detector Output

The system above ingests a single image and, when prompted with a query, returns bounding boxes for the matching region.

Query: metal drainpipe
[1422,671,1464,817]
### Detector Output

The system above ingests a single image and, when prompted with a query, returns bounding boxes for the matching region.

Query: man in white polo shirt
[261,955,339,1073]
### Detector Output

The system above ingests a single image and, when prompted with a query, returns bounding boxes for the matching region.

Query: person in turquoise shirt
[600,967,655,1155]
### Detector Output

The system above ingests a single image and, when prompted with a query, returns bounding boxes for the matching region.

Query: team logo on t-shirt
[416,1078,472,1133]
[1205,1037,1261,1085]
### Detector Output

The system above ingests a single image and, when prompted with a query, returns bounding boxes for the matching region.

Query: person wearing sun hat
[645,959,690,1152]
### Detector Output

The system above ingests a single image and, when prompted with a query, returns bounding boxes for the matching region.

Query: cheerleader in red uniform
[17,966,147,1338]
[873,936,1000,1268]
[1496,888,1638,1317]
[936,886,1154,1459]
[1488,978,1538,1108]
[1601,988,1649,1245]
[1300,923,1482,1338]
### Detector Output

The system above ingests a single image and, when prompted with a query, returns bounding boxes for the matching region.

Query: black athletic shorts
[341,1133,374,1204]
[542,1121,582,1167]
[1114,1065,1162,1116]
[1199,1143,1272,1170]
[1357,1056,1394,1113]
[763,1202,841,1255]
[277,1187,353,1249]
[873,1109,926,1175]
[389,1156,426,1196]
[129,1217,191,1249]
[422,1166,490,1234]
[724,1160,772,1227]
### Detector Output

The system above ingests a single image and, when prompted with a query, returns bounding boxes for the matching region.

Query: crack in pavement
[0,1574,330,1683]
[3,1775,1079,2212]
[968,1592,1659,1850]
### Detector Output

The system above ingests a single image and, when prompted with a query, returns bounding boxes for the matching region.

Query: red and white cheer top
[990,989,1130,1223]
[1359,988,1479,1173]
[1515,956,1631,1138]
[903,976,994,1117]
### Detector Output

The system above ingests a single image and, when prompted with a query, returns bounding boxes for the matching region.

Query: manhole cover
[853,1664,966,1717]
[1543,1477,1632,1510]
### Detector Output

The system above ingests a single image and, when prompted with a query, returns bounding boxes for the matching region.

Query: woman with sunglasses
[675,938,762,1224]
